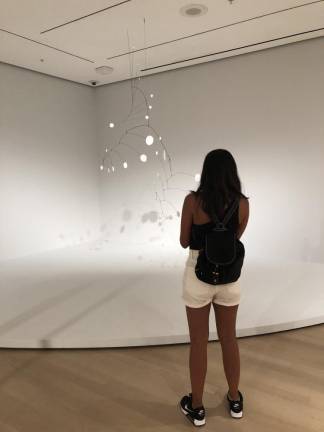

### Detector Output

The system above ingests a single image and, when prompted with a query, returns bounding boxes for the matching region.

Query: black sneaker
[227,390,243,418]
[180,393,206,427]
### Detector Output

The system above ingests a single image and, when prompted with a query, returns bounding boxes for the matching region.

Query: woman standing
[179,149,249,427]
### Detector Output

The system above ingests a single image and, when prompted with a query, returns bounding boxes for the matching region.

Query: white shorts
[182,249,241,308]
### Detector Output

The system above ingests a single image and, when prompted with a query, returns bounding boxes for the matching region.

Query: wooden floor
[0,324,323,432]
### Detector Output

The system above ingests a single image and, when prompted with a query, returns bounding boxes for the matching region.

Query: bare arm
[237,198,249,240]
[180,193,194,248]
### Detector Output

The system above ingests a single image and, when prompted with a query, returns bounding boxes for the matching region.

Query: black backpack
[195,198,245,285]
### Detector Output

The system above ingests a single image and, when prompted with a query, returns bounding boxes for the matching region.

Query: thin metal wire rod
[110,148,124,163]
[127,131,146,139]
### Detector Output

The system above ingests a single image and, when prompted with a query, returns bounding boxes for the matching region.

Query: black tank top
[189,202,239,250]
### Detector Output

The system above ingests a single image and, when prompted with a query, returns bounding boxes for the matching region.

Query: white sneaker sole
[180,405,206,427]
[230,409,243,419]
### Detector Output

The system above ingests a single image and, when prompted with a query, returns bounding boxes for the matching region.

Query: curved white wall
[0,39,324,348]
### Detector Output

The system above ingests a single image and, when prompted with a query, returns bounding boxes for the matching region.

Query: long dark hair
[191,149,249,218]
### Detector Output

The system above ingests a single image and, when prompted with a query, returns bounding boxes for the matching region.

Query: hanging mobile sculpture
[100,20,200,221]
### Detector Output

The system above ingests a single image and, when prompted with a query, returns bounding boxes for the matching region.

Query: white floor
[0,240,323,348]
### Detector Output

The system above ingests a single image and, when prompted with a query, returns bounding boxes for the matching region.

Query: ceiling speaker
[180,4,208,17]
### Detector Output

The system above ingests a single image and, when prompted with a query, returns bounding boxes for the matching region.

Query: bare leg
[213,303,240,400]
[186,302,211,408]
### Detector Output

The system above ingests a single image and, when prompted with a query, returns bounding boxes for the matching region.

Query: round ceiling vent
[180,4,208,17]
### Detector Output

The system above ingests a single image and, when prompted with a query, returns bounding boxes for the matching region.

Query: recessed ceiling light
[180,4,208,17]
[95,65,114,75]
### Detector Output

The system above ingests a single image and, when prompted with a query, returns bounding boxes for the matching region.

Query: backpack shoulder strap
[209,197,239,226]
[210,208,220,224]
[222,198,239,226]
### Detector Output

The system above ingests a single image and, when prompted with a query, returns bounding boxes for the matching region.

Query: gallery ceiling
[0,0,324,86]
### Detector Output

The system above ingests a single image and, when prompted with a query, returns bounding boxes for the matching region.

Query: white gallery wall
[0,38,324,348]
[0,64,101,261]
[1,37,324,268]
[96,37,324,266]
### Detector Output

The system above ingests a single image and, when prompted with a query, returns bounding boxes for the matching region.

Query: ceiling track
[40,0,131,34]
[0,28,94,63]
[106,0,324,61]
[140,27,324,72]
